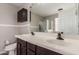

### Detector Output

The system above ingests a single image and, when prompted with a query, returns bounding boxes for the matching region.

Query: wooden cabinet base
[17,38,62,55]
[17,38,27,55]
[36,46,62,55]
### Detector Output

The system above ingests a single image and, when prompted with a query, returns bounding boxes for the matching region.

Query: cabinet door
[27,42,36,55]
[21,44,27,55]
[17,38,27,55]
[27,42,36,52]
[17,42,21,55]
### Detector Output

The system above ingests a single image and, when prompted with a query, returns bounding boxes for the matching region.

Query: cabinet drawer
[17,38,27,55]
[21,46,27,55]
[27,42,36,52]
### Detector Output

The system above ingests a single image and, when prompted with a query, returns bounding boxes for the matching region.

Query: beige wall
[0,4,18,25]
[0,4,19,52]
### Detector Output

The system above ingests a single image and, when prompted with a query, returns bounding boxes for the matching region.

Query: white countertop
[15,33,79,55]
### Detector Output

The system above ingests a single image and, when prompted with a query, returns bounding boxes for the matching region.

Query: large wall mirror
[30,3,79,35]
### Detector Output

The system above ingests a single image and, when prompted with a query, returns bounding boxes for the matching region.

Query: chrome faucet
[56,32,64,40]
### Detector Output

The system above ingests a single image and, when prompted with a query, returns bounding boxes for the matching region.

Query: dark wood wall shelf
[17,8,31,22]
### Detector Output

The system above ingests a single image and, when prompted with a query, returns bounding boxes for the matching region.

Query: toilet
[4,43,17,55]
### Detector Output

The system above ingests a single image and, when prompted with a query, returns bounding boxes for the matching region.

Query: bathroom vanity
[17,38,61,55]
[15,32,79,55]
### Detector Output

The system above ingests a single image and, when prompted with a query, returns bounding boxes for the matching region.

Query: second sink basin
[46,40,68,46]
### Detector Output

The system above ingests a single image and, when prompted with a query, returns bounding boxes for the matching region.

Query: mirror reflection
[30,3,78,35]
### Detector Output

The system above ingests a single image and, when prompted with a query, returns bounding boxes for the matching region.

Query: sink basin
[46,38,79,48]
[46,40,67,46]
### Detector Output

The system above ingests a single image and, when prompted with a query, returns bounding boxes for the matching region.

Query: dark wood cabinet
[36,46,62,55]
[27,42,36,55]
[17,38,62,55]
[17,38,27,55]
[27,42,36,52]
[17,8,28,22]
[27,49,35,55]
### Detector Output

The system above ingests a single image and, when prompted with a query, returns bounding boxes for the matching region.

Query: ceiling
[11,3,75,17]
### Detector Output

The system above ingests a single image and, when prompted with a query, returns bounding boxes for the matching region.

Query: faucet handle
[61,32,63,34]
